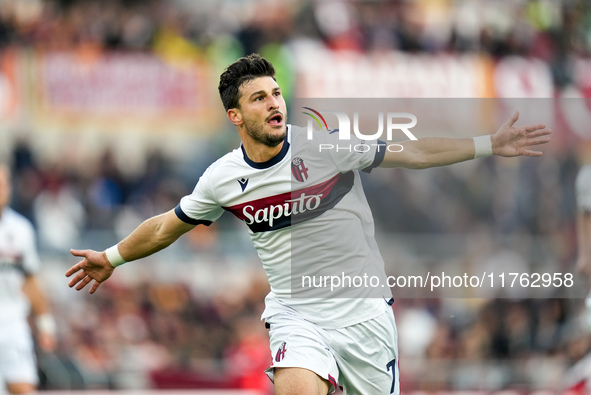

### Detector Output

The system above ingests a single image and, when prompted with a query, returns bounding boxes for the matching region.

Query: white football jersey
[177,125,392,328]
[577,165,591,211]
[0,208,40,324]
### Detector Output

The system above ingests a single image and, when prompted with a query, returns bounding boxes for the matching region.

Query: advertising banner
[0,49,20,121]
[32,50,223,133]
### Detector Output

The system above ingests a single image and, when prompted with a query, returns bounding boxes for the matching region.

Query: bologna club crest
[291,157,309,182]
[275,342,287,362]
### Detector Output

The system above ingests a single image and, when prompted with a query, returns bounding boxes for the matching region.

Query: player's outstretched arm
[23,275,58,351]
[576,166,591,276]
[576,210,591,276]
[381,111,551,169]
[66,209,196,294]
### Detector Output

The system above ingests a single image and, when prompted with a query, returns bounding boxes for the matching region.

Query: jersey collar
[241,125,290,169]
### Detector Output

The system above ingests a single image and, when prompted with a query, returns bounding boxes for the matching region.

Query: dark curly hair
[218,53,276,111]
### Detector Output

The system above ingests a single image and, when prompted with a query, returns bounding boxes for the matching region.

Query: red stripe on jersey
[223,173,342,221]
[222,172,354,233]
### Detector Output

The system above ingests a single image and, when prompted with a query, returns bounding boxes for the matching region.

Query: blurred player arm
[380,111,551,169]
[22,275,57,351]
[576,165,591,276]
[577,209,591,276]
[67,209,196,294]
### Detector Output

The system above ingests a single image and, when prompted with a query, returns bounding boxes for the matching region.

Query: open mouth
[267,113,283,126]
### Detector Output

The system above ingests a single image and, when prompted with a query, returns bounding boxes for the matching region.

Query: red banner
[32,50,222,132]
[0,50,20,120]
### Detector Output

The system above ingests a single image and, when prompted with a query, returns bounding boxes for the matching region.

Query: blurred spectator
[0,164,57,394]
[33,165,86,252]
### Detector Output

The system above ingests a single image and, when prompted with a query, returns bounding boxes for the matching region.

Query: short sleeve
[576,165,591,212]
[323,129,386,173]
[175,165,225,226]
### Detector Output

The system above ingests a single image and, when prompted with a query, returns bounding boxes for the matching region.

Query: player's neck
[241,140,285,163]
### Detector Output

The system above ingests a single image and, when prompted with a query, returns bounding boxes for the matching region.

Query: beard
[243,115,287,148]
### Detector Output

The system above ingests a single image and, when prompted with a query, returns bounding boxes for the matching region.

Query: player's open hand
[66,249,115,294]
[492,111,552,157]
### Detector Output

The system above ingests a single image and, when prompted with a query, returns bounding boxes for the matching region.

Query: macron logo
[237,178,249,192]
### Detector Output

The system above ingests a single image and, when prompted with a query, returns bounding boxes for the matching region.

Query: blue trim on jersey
[174,204,212,226]
[362,140,386,173]
[241,131,290,169]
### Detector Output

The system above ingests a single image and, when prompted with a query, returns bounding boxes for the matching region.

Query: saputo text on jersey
[242,192,323,227]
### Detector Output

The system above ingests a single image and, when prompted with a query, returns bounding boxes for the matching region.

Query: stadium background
[0,0,590,393]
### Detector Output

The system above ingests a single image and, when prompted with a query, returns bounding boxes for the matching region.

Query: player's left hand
[492,111,552,157]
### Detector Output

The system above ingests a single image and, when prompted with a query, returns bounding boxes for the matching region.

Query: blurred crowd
[0,0,590,86]
[0,0,589,54]
[1,0,591,393]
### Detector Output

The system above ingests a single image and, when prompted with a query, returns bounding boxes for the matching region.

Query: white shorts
[265,303,399,395]
[0,320,38,387]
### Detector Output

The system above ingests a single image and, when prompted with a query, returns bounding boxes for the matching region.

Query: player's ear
[227,108,243,126]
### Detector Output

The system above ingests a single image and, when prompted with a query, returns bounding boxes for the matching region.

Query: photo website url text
[301,272,574,292]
